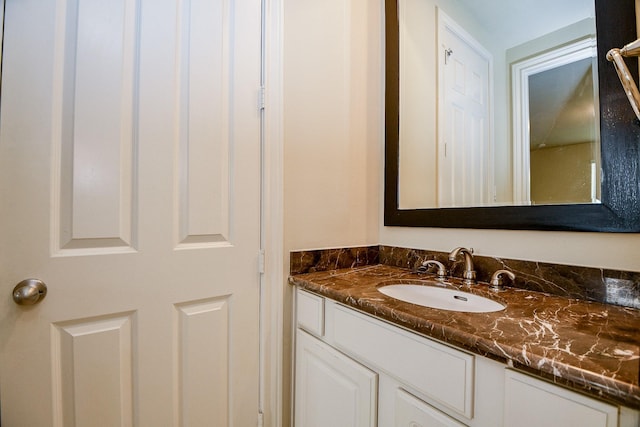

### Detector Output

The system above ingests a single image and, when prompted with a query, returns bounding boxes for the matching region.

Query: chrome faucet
[417,260,448,280]
[448,247,476,285]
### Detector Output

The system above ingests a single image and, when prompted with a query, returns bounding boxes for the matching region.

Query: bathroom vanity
[290,263,640,427]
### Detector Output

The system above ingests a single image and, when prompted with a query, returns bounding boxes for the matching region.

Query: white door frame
[0,0,4,76]
[261,0,285,426]
[511,37,597,204]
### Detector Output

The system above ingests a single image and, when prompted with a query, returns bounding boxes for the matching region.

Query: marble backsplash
[290,245,640,310]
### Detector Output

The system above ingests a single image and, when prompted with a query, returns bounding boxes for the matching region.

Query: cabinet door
[504,370,618,427]
[395,388,467,427]
[295,330,377,427]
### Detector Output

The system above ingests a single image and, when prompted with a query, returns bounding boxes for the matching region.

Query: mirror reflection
[397,0,598,209]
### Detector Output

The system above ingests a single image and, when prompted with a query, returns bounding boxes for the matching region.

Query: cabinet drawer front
[331,303,474,418]
[296,289,325,337]
[504,370,618,427]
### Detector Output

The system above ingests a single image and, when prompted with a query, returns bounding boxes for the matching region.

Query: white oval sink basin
[378,284,505,313]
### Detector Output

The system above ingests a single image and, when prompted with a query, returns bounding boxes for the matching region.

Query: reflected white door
[438,10,492,208]
[0,0,262,425]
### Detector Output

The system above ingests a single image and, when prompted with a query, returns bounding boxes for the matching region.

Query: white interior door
[438,9,492,208]
[0,0,262,425]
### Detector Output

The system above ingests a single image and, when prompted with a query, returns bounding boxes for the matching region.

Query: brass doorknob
[13,279,47,305]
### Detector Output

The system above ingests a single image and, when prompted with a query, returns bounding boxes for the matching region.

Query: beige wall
[283,0,382,254]
[283,0,640,273]
[378,227,640,272]
[282,1,383,424]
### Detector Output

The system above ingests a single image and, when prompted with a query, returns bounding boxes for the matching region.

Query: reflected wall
[397,0,597,209]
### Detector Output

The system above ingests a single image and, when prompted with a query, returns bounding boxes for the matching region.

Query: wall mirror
[385,0,640,231]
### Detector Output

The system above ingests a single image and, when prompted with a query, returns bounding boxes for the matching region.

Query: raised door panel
[52,313,135,426]
[295,330,377,427]
[52,0,139,254]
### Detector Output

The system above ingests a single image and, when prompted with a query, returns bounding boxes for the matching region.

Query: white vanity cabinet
[294,289,502,427]
[293,288,638,427]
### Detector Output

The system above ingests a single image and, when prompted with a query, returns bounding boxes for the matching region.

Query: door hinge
[445,48,453,65]
[257,411,264,427]
[258,249,265,274]
[258,86,266,111]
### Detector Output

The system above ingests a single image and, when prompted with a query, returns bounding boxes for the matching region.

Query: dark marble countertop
[289,264,640,409]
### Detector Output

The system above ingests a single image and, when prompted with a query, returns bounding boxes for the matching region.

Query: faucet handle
[489,269,516,291]
[418,260,448,279]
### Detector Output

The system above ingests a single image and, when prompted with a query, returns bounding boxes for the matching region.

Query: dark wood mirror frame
[384,0,640,232]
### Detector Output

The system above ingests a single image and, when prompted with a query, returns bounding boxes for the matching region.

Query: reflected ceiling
[457,0,594,48]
